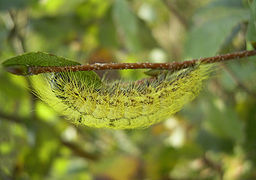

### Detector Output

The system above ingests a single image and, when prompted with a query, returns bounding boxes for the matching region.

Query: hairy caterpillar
[31,63,212,129]
[3,50,256,129]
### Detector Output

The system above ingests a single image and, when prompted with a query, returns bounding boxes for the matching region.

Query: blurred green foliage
[0,0,256,179]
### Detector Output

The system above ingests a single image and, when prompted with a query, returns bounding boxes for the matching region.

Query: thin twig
[8,10,26,53]
[8,10,38,119]
[0,111,100,161]
[162,0,189,29]
[0,111,24,124]
[221,63,256,98]
[60,140,99,161]
[28,50,256,75]
[202,154,224,180]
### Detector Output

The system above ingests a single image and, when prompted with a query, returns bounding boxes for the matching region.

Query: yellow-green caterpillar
[31,63,212,129]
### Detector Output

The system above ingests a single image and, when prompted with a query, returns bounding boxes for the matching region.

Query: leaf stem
[28,50,256,75]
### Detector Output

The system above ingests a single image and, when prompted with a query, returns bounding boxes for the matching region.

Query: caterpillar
[31,63,212,129]
[3,50,256,129]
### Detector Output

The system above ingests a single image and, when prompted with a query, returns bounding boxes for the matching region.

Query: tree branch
[27,50,256,75]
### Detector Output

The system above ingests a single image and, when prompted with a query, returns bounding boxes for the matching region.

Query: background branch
[0,110,100,161]
[221,63,256,98]
[162,0,189,29]
[7,10,37,119]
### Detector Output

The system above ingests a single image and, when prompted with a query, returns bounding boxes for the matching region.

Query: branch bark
[28,50,256,75]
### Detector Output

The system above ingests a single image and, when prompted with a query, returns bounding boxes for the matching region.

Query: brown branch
[0,111,24,124]
[28,50,256,75]
[60,140,99,161]
[202,154,223,180]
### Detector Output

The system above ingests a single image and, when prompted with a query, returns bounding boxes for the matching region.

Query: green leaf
[0,72,27,100]
[2,52,80,75]
[241,99,256,164]
[203,0,243,9]
[76,0,110,22]
[2,52,102,87]
[203,99,245,143]
[0,0,36,10]
[3,52,80,67]
[185,7,249,58]
[99,8,119,48]
[113,0,141,52]
[144,69,163,77]
[246,0,256,43]
[197,129,234,152]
